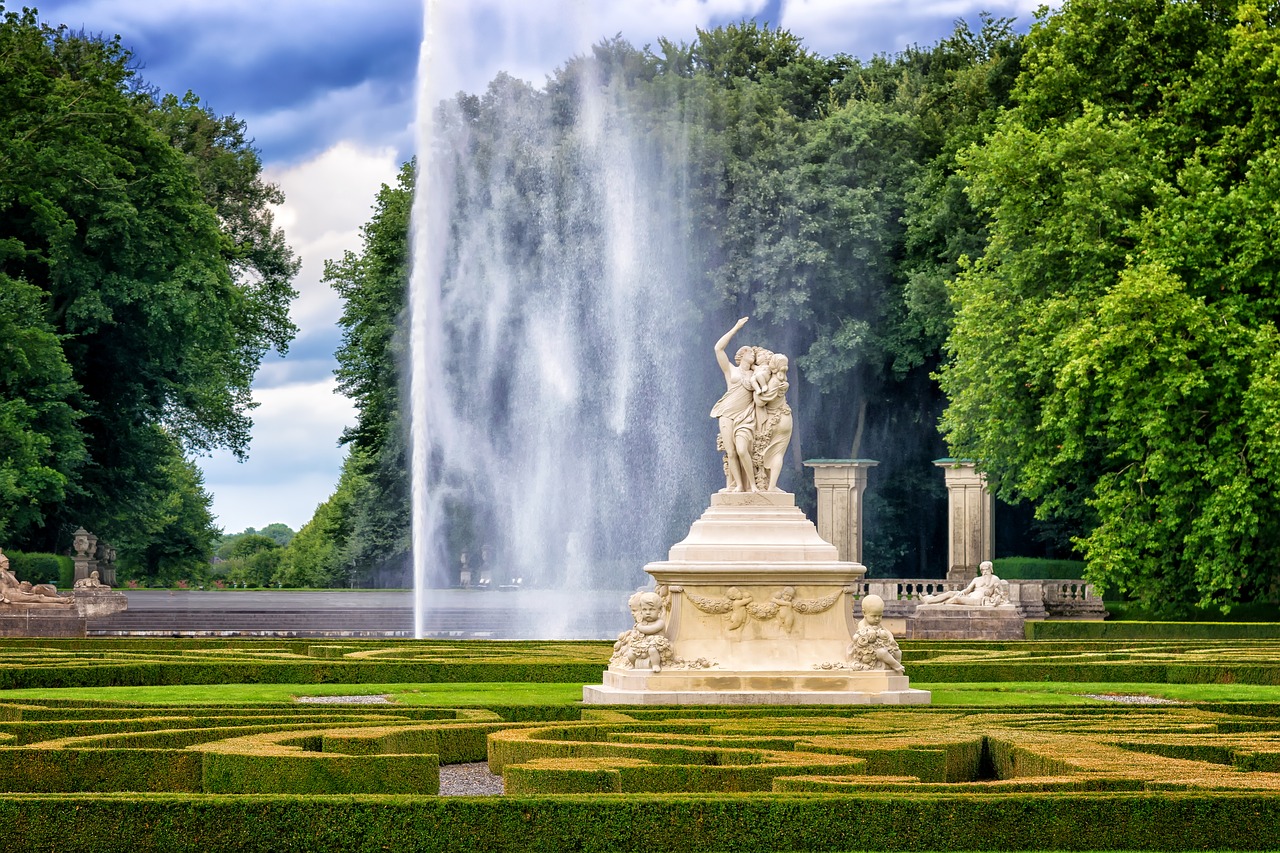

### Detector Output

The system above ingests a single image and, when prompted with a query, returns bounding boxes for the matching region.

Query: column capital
[804,459,879,487]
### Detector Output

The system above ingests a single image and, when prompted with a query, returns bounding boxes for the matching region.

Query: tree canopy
[0,7,297,577]
[941,0,1280,614]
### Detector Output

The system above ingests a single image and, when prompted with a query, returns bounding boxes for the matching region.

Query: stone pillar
[803,459,878,565]
[933,459,994,581]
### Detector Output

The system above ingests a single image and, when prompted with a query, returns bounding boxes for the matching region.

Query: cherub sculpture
[846,594,904,674]
[611,591,673,673]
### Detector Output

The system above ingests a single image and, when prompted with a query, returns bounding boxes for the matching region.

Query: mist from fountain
[409,3,715,639]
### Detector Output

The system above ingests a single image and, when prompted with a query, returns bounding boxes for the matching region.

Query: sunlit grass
[5,679,1278,707]
[917,681,1280,704]
[0,682,586,705]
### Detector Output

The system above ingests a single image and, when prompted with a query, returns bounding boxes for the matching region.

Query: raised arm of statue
[714,317,749,381]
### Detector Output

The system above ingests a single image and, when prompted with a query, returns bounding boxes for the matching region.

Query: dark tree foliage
[0,7,297,575]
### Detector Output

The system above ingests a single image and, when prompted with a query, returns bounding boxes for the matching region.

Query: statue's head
[779,586,794,601]
[770,353,788,373]
[862,594,885,625]
[980,561,994,575]
[726,586,743,600]
[637,592,662,622]
[734,346,754,367]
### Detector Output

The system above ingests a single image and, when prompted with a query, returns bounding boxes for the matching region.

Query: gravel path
[295,694,393,704]
[1078,693,1183,704]
[439,762,504,796]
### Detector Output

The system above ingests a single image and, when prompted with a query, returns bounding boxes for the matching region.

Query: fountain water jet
[408,3,714,638]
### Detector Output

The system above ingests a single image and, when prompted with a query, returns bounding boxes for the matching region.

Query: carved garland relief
[681,586,844,632]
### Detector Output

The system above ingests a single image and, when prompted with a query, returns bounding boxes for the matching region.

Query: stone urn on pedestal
[584,318,929,706]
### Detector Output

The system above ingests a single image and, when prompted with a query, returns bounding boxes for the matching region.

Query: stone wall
[853,579,1105,621]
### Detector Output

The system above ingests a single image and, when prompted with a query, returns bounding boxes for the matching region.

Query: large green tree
[0,8,297,571]
[941,0,1280,613]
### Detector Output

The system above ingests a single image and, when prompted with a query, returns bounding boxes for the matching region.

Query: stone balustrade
[851,578,1105,621]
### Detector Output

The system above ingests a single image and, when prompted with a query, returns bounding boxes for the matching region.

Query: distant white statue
[710,317,792,493]
[920,561,1009,607]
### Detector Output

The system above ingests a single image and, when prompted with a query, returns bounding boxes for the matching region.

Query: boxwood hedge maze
[2,638,1280,852]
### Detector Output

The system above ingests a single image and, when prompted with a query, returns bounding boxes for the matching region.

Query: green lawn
[919,681,1280,703]
[0,681,586,705]
[6,679,1278,706]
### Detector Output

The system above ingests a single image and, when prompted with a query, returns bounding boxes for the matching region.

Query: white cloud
[199,378,357,533]
[781,0,1049,57]
[266,141,401,339]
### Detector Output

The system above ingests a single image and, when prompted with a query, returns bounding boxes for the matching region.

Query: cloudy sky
[33,0,1044,535]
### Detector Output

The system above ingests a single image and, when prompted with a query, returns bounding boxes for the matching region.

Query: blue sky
[31,0,1044,534]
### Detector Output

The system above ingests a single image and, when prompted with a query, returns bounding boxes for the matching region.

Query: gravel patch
[1078,693,1183,705]
[439,762,504,796]
[295,694,393,704]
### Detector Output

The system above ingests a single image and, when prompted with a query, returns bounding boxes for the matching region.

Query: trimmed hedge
[0,792,1278,851]
[4,551,73,588]
[0,660,609,689]
[0,748,201,792]
[201,751,439,795]
[992,557,1086,580]
[1028,621,1280,640]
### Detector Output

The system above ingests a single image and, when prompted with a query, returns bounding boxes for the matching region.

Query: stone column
[803,459,878,564]
[933,459,994,581]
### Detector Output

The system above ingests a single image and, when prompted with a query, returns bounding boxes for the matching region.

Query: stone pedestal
[906,604,1025,640]
[0,610,85,638]
[72,556,96,584]
[71,591,128,619]
[584,491,930,706]
[934,459,993,581]
[803,459,877,564]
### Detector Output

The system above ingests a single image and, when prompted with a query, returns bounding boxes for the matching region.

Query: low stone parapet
[854,578,1103,621]
[1042,581,1107,619]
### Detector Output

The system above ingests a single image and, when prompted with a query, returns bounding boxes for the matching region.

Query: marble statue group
[711,317,793,493]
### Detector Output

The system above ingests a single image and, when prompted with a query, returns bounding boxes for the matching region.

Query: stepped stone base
[585,490,930,706]
[584,668,930,705]
[0,610,85,638]
[906,604,1025,640]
